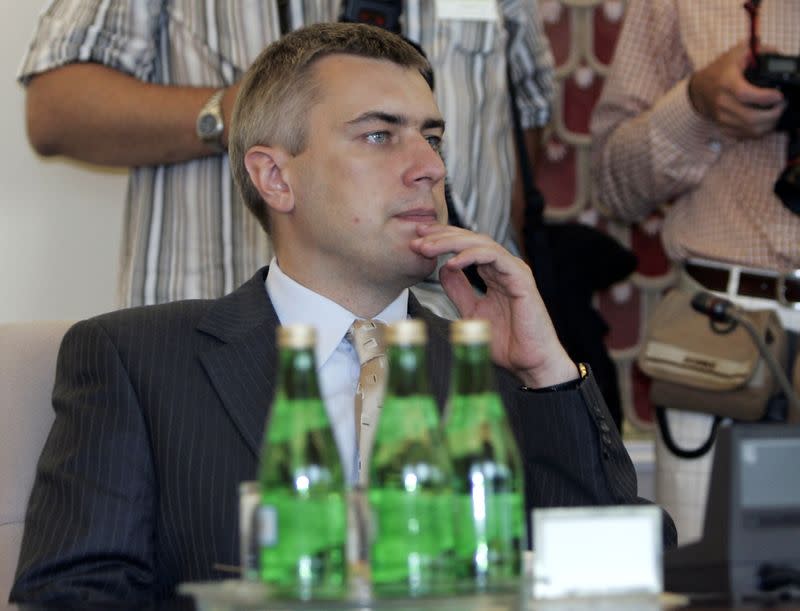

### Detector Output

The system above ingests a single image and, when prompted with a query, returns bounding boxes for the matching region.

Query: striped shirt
[19,0,553,308]
[590,0,800,272]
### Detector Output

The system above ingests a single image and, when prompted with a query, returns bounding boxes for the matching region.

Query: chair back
[0,321,73,609]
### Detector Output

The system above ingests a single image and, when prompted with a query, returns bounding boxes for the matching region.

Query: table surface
[9,586,800,611]
[9,599,800,611]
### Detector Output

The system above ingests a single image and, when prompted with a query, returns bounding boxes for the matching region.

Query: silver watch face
[198,113,222,138]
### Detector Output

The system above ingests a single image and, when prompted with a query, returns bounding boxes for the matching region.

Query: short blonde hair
[230,22,433,233]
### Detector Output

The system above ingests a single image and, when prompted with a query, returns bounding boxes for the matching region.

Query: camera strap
[744,0,762,65]
[277,0,289,35]
[504,39,558,313]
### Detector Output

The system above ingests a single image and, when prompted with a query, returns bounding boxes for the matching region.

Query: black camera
[339,0,402,33]
[745,54,800,214]
[742,1,800,214]
[745,52,800,131]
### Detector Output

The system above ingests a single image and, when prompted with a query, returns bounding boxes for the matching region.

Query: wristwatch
[196,88,226,151]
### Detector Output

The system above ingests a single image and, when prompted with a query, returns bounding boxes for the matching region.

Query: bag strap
[506,61,544,228]
[655,406,720,459]
[505,51,558,312]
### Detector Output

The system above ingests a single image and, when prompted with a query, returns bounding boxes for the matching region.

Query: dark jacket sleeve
[10,319,158,604]
[497,366,678,549]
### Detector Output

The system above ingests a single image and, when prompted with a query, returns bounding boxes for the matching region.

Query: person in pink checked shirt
[590,0,800,545]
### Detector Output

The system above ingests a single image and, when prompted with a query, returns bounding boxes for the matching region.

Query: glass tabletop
[179,579,678,611]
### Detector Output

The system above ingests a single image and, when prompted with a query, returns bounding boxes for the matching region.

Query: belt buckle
[777,270,800,309]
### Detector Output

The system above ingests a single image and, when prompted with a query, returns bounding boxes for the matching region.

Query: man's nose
[403,136,446,187]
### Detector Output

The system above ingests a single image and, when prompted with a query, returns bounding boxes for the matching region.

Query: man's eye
[426,135,442,152]
[365,131,390,144]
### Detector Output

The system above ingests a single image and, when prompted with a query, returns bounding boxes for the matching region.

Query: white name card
[531,505,663,599]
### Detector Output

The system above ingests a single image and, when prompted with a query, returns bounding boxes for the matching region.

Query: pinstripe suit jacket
[11,267,676,604]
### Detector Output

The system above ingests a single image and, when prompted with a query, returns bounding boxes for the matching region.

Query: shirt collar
[265,258,409,367]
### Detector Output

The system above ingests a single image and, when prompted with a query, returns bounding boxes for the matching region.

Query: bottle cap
[277,324,316,349]
[450,319,491,344]
[386,319,427,345]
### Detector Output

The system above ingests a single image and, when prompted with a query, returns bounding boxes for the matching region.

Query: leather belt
[685,261,800,307]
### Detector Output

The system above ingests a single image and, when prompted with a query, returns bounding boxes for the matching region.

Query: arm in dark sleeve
[498,366,678,549]
[11,319,157,604]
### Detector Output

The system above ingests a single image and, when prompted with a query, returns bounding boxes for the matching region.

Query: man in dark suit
[11,22,676,604]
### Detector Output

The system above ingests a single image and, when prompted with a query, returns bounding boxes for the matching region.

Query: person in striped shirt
[19,0,553,317]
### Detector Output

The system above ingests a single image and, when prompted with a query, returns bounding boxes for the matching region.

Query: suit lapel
[197,267,280,458]
[195,276,455,457]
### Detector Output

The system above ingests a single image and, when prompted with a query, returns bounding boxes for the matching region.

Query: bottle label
[446,392,508,456]
[267,397,331,444]
[369,488,455,586]
[258,505,278,547]
[376,396,439,444]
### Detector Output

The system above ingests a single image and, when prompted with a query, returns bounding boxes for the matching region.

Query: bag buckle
[777,269,800,309]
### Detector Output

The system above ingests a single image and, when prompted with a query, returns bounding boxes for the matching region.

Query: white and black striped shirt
[19,0,553,310]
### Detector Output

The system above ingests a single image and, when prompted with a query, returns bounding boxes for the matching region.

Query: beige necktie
[346,320,387,588]
[347,319,388,483]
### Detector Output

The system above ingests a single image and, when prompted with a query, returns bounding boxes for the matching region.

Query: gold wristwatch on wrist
[196,88,226,152]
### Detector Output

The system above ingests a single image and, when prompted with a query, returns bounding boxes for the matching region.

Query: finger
[413,224,495,247]
[718,100,785,138]
[415,226,490,248]
[749,106,786,135]
[735,82,784,108]
[446,251,534,301]
[724,43,783,107]
[719,86,784,117]
[444,247,506,271]
[415,222,455,236]
[439,266,476,314]
[411,232,498,260]
[412,229,532,290]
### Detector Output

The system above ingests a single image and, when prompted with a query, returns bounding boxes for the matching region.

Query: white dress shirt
[265,258,408,484]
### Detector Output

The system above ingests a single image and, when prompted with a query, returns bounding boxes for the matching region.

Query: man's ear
[244,146,295,213]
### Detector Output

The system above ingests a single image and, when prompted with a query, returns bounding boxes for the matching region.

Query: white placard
[531,505,663,599]
[435,0,499,22]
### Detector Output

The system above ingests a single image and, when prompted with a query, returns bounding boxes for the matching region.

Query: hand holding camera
[688,0,800,215]
[688,41,785,139]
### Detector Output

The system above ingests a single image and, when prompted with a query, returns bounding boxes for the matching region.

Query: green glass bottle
[258,324,346,599]
[369,320,456,596]
[443,319,525,589]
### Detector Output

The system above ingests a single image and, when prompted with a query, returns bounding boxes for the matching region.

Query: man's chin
[408,255,438,283]
[376,243,439,289]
